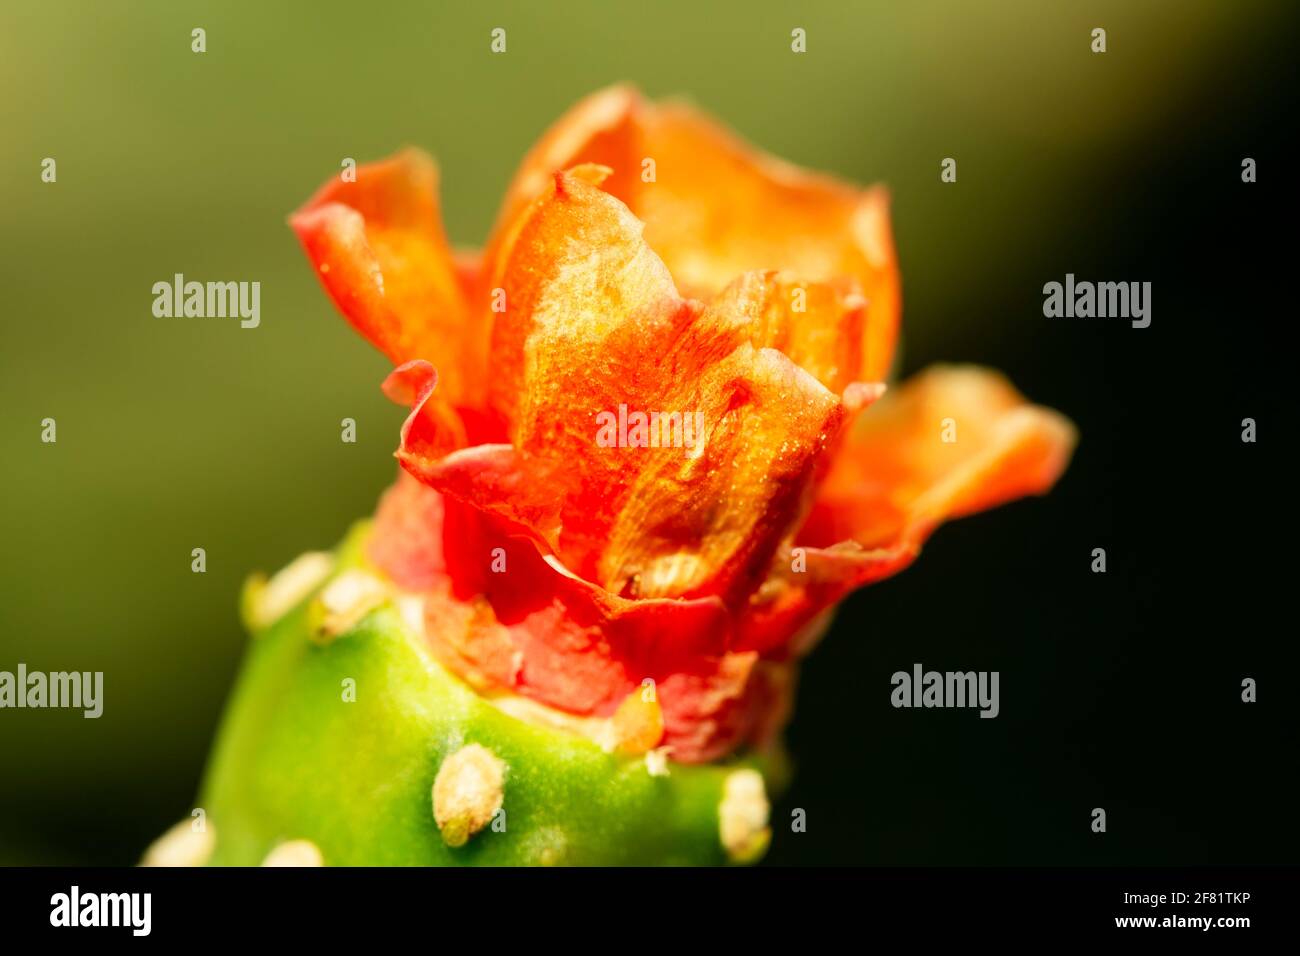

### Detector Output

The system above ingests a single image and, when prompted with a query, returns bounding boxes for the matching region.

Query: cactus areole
[192,86,1075,866]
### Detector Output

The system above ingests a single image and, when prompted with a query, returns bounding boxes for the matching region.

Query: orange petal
[381,360,468,462]
[492,87,902,382]
[290,148,484,405]
[698,271,868,395]
[806,365,1077,548]
[740,366,1076,652]
[597,343,844,603]
[492,85,644,245]
[481,163,683,434]
[421,168,848,603]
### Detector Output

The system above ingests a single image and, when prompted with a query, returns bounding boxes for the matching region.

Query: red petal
[368,476,761,761]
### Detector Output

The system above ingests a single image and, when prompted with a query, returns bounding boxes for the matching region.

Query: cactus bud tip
[432,743,506,848]
[310,569,388,642]
[719,769,771,863]
[261,839,325,867]
[140,818,216,867]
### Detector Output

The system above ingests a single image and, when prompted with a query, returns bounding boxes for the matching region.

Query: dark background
[1,0,1294,864]
[775,18,1294,863]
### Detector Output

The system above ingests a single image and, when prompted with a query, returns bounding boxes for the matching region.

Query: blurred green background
[1,0,1292,864]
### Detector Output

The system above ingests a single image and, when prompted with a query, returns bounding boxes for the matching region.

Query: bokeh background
[1,0,1293,864]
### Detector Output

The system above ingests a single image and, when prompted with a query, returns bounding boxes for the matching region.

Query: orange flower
[290,86,1076,763]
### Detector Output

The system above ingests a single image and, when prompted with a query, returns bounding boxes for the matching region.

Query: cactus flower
[182,86,1075,867]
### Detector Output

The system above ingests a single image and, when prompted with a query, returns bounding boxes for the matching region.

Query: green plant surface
[199,523,771,866]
